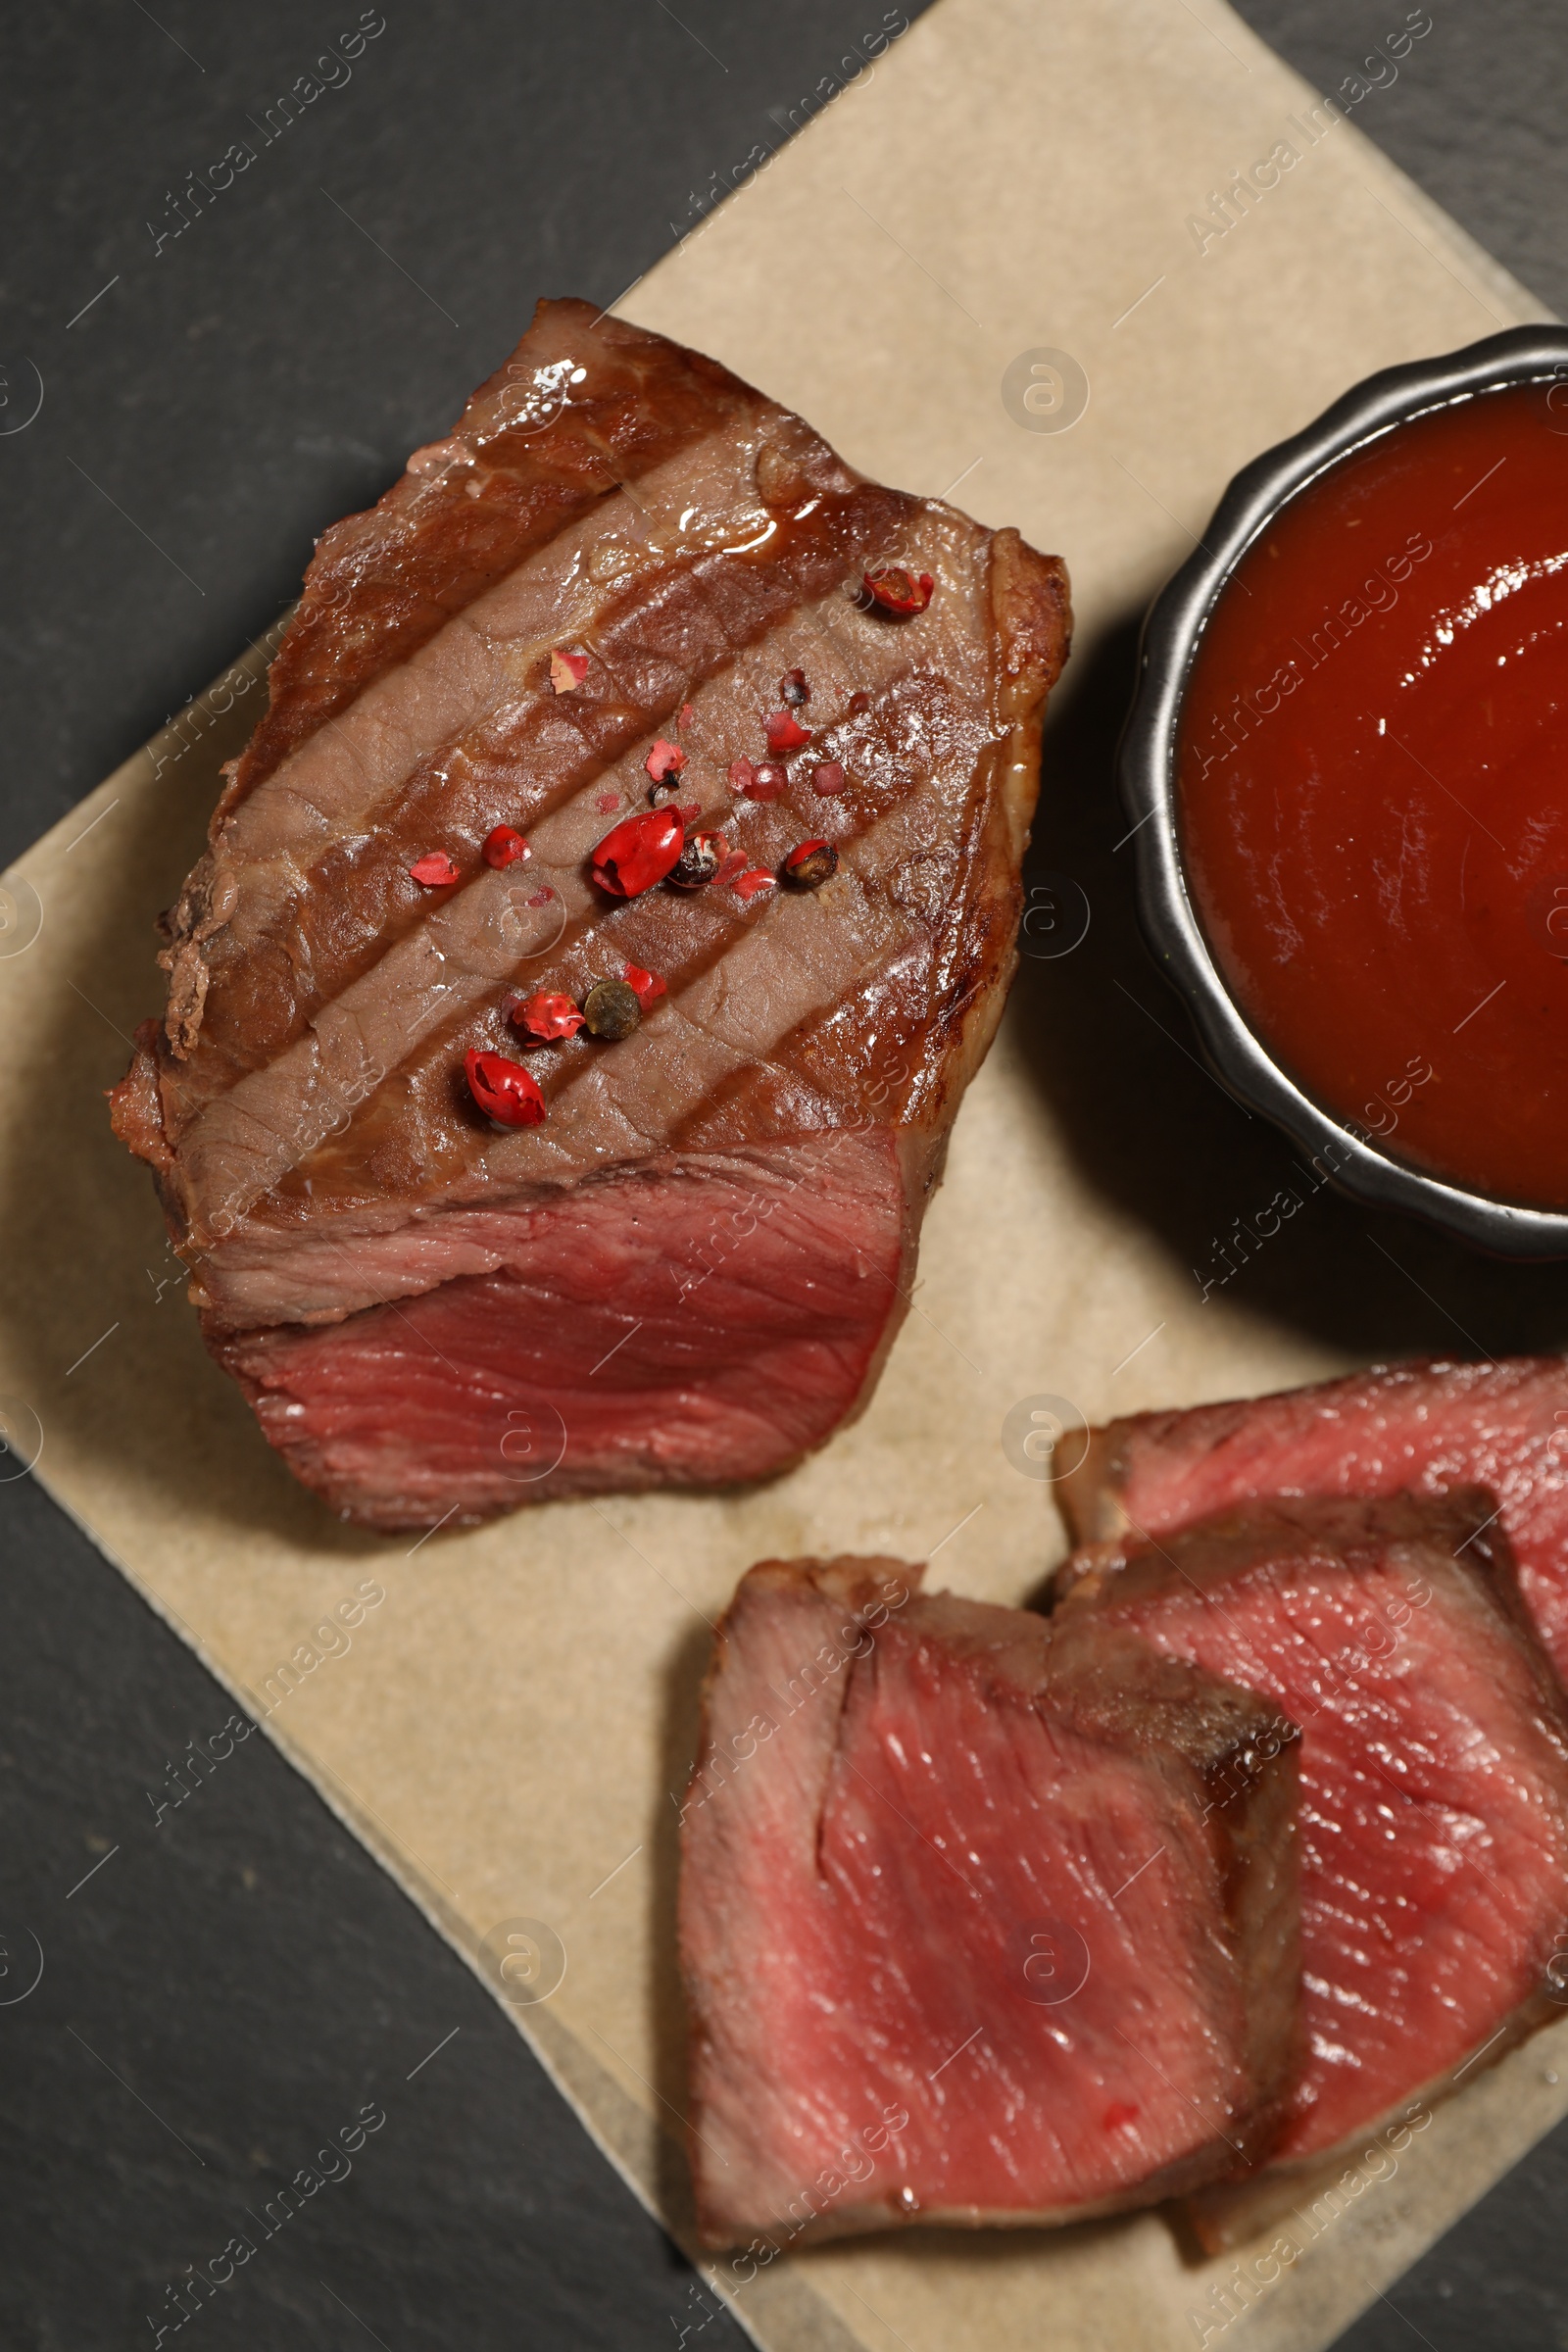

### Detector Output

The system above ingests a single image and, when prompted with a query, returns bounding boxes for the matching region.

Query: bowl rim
[1120,323,1568,1259]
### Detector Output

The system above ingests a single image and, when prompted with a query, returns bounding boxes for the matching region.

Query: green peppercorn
[582,978,641,1040]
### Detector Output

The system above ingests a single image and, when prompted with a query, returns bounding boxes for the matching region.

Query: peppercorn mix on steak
[110,299,1071,1528]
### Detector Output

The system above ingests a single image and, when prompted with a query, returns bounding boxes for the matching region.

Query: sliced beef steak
[1058,1494,1568,2172]
[679,1556,1300,2247]
[1057,1355,1568,1684]
[219,1132,907,1520]
[110,299,1070,1527]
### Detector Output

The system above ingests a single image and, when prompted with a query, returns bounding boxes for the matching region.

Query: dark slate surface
[0,0,924,871]
[1,2,1565,2346]
[0,1472,728,2352]
[1232,0,1568,326]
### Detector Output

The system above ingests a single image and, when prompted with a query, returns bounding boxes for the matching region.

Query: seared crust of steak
[226,302,771,820]
[112,300,1070,1526]
[679,1557,1300,2248]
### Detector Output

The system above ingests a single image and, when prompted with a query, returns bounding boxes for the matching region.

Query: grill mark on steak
[1058,1491,1568,2179]
[667,940,936,1155]
[176,728,964,1251]
[225,300,768,806]
[174,639,995,1265]
[184,466,906,1086]
[679,1555,1300,2247]
[112,299,1071,1522]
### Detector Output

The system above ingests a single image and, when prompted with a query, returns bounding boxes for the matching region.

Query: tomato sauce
[1179,380,1568,1210]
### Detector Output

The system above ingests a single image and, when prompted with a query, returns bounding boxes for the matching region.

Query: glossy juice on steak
[1060,1495,1568,2166]
[1178,380,1568,1209]
[1058,1355,1568,1686]
[680,1558,1300,2244]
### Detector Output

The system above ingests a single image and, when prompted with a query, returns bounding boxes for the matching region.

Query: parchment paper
[3,2,1564,2346]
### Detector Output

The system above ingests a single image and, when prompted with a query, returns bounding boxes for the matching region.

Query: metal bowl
[1119,324,1568,1259]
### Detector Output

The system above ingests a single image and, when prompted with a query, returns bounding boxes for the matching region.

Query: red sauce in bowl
[1179,380,1568,1210]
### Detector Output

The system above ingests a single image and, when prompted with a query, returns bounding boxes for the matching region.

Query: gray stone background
[0,4,1564,2345]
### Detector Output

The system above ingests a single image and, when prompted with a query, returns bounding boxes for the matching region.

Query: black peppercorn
[667,829,727,890]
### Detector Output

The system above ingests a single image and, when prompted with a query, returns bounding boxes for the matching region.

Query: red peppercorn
[732,867,777,903]
[780,667,810,707]
[549,648,588,693]
[510,992,584,1042]
[483,825,530,869]
[410,851,461,887]
[646,738,687,786]
[764,710,812,754]
[783,839,840,889]
[591,807,685,897]
[862,565,934,616]
[731,757,787,800]
[811,761,846,797]
[623,963,667,1008]
[465,1049,547,1126]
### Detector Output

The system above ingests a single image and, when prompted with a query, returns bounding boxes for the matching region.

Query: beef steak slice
[678,1554,1300,2248]
[110,299,1070,1529]
[1057,1354,1568,1683]
[1058,1491,1568,2176]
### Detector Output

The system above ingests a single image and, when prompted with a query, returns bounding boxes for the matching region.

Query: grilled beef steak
[1058,1356,1568,1685]
[110,299,1069,1528]
[678,1556,1300,2247]
[1058,1494,1568,2171]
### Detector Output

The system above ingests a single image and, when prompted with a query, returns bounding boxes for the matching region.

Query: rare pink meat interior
[1059,1355,1568,1683]
[1057,1492,1568,2171]
[110,298,1070,1529]
[678,1556,1300,2246]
